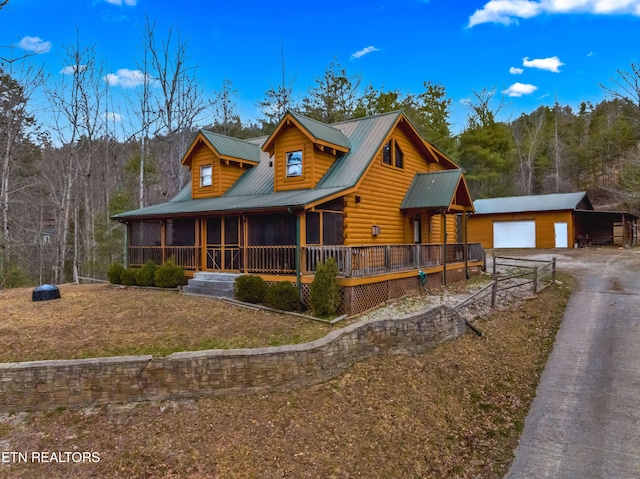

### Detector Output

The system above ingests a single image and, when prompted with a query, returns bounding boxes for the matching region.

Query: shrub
[120,268,138,286]
[153,259,185,288]
[135,261,158,287]
[234,275,268,304]
[107,263,125,284]
[310,257,340,317]
[265,281,299,311]
[1,264,31,288]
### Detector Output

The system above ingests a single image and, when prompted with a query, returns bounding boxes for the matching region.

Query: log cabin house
[113,111,484,315]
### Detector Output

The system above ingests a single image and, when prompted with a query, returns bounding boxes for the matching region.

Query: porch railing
[129,245,200,270]
[127,243,484,278]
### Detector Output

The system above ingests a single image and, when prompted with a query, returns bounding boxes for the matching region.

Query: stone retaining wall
[0,306,465,413]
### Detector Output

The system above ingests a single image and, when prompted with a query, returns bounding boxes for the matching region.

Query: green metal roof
[287,111,351,150]
[473,192,592,215]
[400,170,464,210]
[200,130,260,163]
[114,186,347,219]
[114,111,455,221]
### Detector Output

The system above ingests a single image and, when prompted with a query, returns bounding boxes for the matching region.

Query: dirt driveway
[504,247,640,478]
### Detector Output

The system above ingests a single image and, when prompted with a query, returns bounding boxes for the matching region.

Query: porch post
[161,220,166,265]
[124,222,129,268]
[296,213,302,294]
[441,209,447,286]
[463,211,469,279]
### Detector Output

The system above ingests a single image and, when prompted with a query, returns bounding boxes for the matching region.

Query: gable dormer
[182,130,260,199]
[262,111,351,192]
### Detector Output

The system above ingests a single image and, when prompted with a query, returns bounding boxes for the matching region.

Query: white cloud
[503,82,538,96]
[510,66,525,74]
[351,46,380,60]
[59,64,88,75]
[523,55,564,72]
[104,69,149,88]
[17,36,52,54]
[104,112,123,122]
[102,0,137,5]
[468,0,640,27]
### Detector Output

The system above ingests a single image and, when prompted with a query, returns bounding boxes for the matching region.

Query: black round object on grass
[32,284,61,302]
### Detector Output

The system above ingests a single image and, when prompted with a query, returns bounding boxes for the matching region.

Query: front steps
[182,272,241,298]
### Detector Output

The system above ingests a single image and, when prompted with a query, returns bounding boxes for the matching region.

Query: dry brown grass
[0,284,331,362]
[0,275,573,479]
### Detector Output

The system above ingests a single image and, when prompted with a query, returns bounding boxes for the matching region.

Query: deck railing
[127,243,484,277]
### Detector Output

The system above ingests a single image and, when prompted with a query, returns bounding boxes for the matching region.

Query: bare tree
[143,18,208,198]
[512,107,547,195]
[0,61,44,278]
[602,62,640,126]
[45,34,105,282]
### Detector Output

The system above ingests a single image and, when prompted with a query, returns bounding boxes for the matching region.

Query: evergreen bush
[107,263,125,284]
[309,257,340,317]
[265,281,299,311]
[153,259,185,288]
[120,268,138,286]
[234,275,268,304]
[135,261,157,287]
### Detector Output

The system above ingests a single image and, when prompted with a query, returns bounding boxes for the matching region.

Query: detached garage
[467,192,637,249]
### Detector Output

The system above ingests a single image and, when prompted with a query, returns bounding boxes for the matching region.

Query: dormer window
[286,150,303,177]
[200,165,212,187]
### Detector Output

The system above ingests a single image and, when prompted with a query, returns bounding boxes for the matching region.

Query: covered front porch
[125,211,484,281]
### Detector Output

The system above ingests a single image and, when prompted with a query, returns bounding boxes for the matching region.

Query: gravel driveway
[505,247,640,478]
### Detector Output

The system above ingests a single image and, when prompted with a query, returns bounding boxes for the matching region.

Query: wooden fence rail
[454,255,557,312]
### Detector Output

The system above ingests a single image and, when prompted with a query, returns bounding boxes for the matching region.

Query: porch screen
[166,219,195,246]
[249,214,296,246]
[130,222,161,246]
[323,212,344,245]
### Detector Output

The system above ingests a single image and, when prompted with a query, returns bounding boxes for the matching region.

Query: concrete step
[183,271,241,298]
[192,272,241,282]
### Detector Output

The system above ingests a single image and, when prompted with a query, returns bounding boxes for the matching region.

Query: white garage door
[493,221,536,248]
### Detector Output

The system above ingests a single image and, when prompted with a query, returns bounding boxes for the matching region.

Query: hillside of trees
[1,24,639,286]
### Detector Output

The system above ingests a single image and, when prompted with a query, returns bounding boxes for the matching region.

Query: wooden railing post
[491,278,497,308]
[492,253,497,278]
[533,266,538,294]
[552,257,556,283]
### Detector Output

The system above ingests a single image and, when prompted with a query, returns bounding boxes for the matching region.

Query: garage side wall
[468,211,574,249]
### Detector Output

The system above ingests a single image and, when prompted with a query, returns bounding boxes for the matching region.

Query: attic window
[382,141,392,165]
[286,150,302,177]
[200,165,212,187]
[395,143,404,168]
[382,139,404,168]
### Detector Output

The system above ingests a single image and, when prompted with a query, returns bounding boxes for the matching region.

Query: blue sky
[1,0,639,133]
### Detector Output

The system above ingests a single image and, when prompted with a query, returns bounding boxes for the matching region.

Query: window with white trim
[286,150,303,177]
[200,165,212,187]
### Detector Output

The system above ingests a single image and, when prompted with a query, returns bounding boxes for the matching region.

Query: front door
[205,216,242,271]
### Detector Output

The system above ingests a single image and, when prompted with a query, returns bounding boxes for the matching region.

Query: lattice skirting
[267,267,481,317]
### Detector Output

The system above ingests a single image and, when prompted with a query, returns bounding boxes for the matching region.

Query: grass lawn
[0,284,332,362]
[0,274,573,479]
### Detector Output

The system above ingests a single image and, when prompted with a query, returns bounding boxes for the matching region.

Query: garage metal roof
[473,192,592,215]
